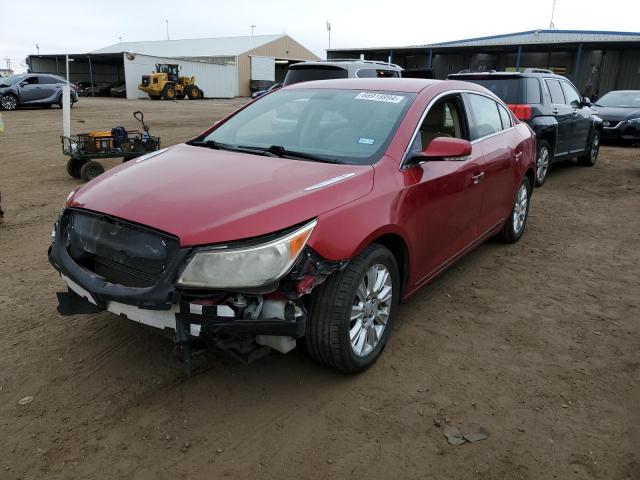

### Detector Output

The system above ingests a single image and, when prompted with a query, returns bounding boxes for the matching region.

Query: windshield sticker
[355,92,405,103]
[358,137,375,145]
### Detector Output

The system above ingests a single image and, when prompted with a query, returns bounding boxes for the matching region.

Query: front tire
[535,140,551,187]
[499,176,531,243]
[577,130,600,166]
[66,158,84,178]
[306,244,399,373]
[162,85,176,100]
[1,94,18,111]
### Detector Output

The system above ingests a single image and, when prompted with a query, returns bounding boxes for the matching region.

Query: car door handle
[514,151,523,162]
[552,108,559,115]
[471,172,484,184]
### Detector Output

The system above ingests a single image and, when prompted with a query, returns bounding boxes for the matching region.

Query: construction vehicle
[138,64,203,100]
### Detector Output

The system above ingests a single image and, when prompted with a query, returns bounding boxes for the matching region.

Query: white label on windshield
[355,92,405,103]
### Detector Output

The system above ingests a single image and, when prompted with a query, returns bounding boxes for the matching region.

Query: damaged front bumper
[48,209,343,358]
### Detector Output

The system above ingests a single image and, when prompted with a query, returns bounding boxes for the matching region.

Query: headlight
[176,220,317,289]
[627,117,640,125]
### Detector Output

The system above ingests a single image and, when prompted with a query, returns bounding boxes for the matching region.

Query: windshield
[595,91,640,108]
[0,75,25,87]
[200,88,416,165]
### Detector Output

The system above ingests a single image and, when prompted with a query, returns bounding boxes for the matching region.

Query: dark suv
[0,74,78,111]
[449,69,602,186]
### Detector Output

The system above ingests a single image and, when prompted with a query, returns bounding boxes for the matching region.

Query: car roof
[449,71,565,79]
[290,60,402,71]
[286,78,440,93]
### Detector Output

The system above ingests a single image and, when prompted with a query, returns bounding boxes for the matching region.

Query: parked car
[449,69,603,186]
[252,82,282,99]
[0,74,78,110]
[110,83,127,98]
[75,81,93,96]
[592,90,640,143]
[283,60,402,86]
[49,78,536,373]
[84,82,113,97]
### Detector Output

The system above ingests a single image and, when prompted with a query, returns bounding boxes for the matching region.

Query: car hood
[68,144,374,246]
[593,106,640,122]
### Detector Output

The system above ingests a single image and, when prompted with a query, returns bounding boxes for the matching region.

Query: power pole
[4,57,10,71]
[251,25,256,36]
[326,21,331,51]
[165,19,169,40]
[549,0,557,29]
[36,43,40,55]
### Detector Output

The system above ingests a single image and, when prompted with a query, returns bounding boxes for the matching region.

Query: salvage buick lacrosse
[49,78,536,373]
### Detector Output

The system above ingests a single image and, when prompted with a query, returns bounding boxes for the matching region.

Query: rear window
[356,69,400,78]
[459,78,523,104]
[284,66,348,85]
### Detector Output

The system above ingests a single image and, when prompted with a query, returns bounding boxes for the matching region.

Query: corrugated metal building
[27,34,319,98]
[328,30,640,98]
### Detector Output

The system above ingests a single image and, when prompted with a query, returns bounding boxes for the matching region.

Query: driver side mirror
[406,137,472,165]
[582,97,591,107]
[19,81,29,87]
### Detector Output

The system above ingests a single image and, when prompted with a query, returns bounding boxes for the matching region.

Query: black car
[110,83,127,98]
[592,90,640,143]
[0,74,78,111]
[449,69,603,186]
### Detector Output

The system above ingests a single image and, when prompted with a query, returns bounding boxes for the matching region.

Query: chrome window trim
[400,89,516,170]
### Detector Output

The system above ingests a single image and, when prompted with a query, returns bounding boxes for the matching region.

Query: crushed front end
[48,208,345,372]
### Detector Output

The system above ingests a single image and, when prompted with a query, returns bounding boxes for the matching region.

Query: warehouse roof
[91,34,288,57]
[329,30,640,52]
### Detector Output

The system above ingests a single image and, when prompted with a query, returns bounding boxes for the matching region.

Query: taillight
[507,104,532,121]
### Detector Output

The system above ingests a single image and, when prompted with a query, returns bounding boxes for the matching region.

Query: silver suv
[0,74,78,111]
[283,60,402,86]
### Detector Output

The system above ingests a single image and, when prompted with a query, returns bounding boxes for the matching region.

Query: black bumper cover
[49,218,306,339]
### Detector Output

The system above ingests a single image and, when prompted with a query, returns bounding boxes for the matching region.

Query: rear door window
[545,79,566,104]
[466,93,504,140]
[525,78,541,104]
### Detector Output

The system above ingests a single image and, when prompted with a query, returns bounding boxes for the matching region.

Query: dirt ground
[0,97,638,480]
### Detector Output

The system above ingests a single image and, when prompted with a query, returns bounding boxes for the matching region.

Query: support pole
[515,45,522,71]
[428,48,433,68]
[574,43,582,83]
[62,85,70,138]
[88,55,95,97]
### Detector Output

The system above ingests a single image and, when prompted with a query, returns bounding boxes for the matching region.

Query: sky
[2,0,640,73]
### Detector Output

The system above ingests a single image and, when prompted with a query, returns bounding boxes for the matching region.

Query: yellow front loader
[138,64,203,100]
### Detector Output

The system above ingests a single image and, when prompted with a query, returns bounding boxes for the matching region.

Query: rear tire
[80,160,105,182]
[577,130,600,166]
[0,93,18,111]
[499,176,531,243]
[305,244,399,373]
[535,140,551,187]
[161,85,176,100]
[66,158,84,179]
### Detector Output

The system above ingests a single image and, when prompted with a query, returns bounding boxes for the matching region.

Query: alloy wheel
[350,264,392,357]
[591,134,600,163]
[512,183,529,235]
[1,95,17,110]
[537,147,549,183]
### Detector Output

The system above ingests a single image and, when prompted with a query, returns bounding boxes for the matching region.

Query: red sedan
[49,78,536,373]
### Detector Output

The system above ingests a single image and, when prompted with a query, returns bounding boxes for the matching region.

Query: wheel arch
[368,232,410,298]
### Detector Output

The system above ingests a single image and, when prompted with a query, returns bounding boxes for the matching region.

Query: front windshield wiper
[243,144,342,164]
[186,139,278,156]
[187,140,341,163]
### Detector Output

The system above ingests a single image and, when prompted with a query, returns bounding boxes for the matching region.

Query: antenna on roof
[549,0,557,29]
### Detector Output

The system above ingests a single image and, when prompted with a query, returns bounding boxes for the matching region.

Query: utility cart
[61,111,160,182]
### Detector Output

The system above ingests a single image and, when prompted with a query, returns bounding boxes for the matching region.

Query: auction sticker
[355,92,405,103]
